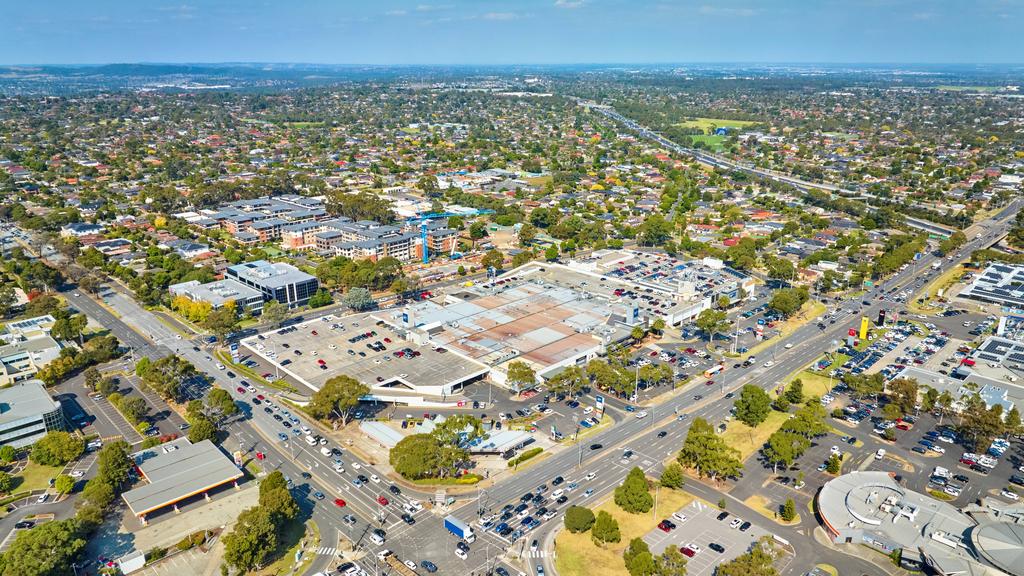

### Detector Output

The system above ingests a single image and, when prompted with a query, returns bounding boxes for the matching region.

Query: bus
[703,364,725,378]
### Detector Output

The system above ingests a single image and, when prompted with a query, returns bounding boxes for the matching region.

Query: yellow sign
[859,317,869,340]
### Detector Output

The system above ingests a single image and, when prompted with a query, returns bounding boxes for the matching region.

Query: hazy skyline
[2,0,1021,65]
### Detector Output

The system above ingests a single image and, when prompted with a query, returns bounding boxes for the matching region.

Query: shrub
[507,447,543,467]
[564,506,595,533]
[145,546,167,563]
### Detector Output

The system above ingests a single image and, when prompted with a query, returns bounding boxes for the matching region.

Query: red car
[649,351,658,357]
[705,380,715,386]
[334,498,346,508]
[383,337,392,343]
[377,496,389,506]
[311,330,318,336]
[317,359,326,365]
[256,394,265,401]
[236,386,246,393]
[657,520,676,533]
[680,546,696,558]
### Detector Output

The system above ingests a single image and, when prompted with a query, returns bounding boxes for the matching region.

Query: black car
[590,443,603,450]
[556,495,569,505]
[14,521,34,529]
[421,561,439,574]
[520,492,534,503]
[912,446,926,454]
[953,474,970,484]
[300,472,312,479]
[456,541,470,553]
[709,543,725,553]
[401,513,416,525]
[739,521,751,532]
[552,476,564,486]
[657,431,667,438]
[264,407,273,414]
[717,511,729,521]
[282,421,292,428]
[226,371,236,378]
[389,484,401,495]
[357,474,369,483]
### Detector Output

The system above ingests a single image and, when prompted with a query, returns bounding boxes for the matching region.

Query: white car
[635,411,648,419]
[671,511,688,523]
[351,461,361,470]
[929,445,946,454]
[830,445,840,455]
[216,363,225,370]
[454,548,467,560]
[320,446,332,457]
[784,343,793,349]
[584,472,596,481]
[1001,490,1019,501]
[370,474,380,483]
[729,518,742,529]
[763,361,775,368]
[70,470,84,478]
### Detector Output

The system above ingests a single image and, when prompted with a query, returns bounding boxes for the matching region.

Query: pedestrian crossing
[316,547,338,556]
[522,550,555,559]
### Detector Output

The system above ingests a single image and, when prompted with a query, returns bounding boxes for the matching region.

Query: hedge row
[508,447,543,468]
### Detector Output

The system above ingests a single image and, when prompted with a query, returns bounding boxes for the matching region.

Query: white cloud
[481,11,521,20]
[386,9,408,16]
[417,3,454,11]
[555,0,586,7]
[699,5,759,17]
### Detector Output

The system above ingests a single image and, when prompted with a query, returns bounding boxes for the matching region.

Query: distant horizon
[2,1,1021,66]
[4,61,1024,69]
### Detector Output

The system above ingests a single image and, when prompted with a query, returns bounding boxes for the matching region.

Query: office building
[225,260,319,308]
[0,380,65,448]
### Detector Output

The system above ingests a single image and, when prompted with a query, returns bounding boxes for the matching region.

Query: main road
[50,196,1018,576]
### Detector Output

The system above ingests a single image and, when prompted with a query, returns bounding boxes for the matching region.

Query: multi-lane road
[23,192,1020,576]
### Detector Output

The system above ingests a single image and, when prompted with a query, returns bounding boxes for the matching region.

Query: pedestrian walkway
[316,546,338,556]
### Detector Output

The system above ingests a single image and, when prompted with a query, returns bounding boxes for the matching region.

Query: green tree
[591,510,621,545]
[734,384,772,427]
[0,472,13,495]
[761,430,810,473]
[677,418,743,480]
[826,453,842,474]
[96,440,132,492]
[202,306,238,341]
[391,434,443,480]
[223,507,277,572]
[781,498,796,522]
[887,377,919,413]
[564,505,596,533]
[505,361,536,393]
[54,474,75,496]
[30,431,84,466]
[767,287,809,318]
[307,288,334,308]
[518,223,538,247]
[547,366,586,397]
[614,467,653,514]
[716,540,778,576]
[469,221,488,246]
[96,376,118,396]
[544,244,559,261]
[259,480,298,524]
[654,546,689,576]
[480,249,504,270]
[188,416,219,444]
[784,379,804,404]
[0,446,16,464]
[205,388,240,421]
[0,518,87,576]
[342,287,374,311]
[659,462,685,489]
[307,374,369,424]
[260,298,289,327]
[119,396,149,424]
[623,537,656,576]
[695,309,729,342]
[83,366,102,390]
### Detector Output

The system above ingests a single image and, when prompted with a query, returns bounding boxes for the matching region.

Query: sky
[1,0,1021,65]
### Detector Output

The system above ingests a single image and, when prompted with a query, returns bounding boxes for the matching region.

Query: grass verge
[738,300,827,360]
[259,519,318,576]
[214,350,296,393]
[744,494,800,525]
[720,410,791,462]
[909,264,963,313]
[555,488,694,576]
[15,462,63,493]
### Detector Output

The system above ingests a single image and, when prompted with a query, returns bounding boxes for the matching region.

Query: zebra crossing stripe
[316,547,337,555]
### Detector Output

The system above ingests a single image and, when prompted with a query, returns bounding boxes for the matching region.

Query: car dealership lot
[643,500,777,576]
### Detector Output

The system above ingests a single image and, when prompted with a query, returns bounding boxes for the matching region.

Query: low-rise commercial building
[0,315,62,386]
[225,260,319,309]
[0,380,65,448]
[960,263,1024,310]
[168,279,265,315]
[121,438,244,522]
[817,471,1023,575]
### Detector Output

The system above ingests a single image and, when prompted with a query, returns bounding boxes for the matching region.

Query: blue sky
[1,0,1021,65]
